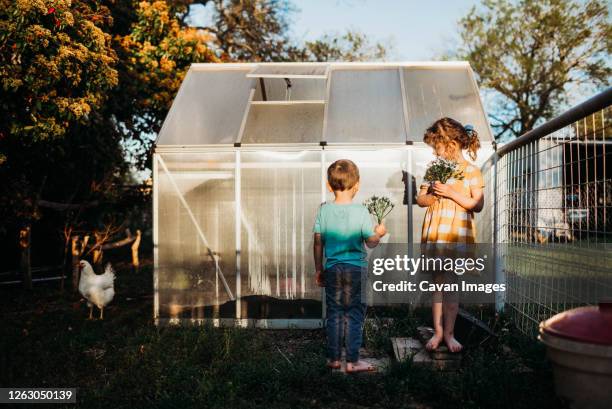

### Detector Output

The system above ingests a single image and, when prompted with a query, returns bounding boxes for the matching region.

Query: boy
[313,159,387,373]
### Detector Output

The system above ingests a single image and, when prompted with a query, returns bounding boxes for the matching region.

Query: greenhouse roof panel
[156,62,493,147]
[156,67,255,145]
[324,67,406,143]
[401,66,494,142]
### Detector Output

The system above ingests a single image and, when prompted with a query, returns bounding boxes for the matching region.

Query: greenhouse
[153,62,495,327]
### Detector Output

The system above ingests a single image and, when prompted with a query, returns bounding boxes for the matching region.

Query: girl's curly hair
[423,117,481,161]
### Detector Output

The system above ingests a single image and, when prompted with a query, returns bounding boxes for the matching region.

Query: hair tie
[464,124,475,138]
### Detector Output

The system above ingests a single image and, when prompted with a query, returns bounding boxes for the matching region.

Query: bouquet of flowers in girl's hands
[364,195,394,224]
[423,158,464,184]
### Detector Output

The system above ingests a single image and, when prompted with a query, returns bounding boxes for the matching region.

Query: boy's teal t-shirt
[313,202,375,270]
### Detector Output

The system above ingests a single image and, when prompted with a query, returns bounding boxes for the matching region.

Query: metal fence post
[493,152,504,313]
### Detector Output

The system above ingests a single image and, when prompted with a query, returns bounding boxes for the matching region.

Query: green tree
[0,0,120,239]
[0,0,118,163]
[0,1,128,286]
[456,0,611,140]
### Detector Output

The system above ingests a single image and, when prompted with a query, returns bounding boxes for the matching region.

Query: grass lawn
[0,261,565,409]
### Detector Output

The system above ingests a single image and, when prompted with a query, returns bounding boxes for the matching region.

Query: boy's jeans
[324,262,367,363]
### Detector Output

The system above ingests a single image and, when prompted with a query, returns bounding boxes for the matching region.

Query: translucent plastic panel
[411,146,435,242]
[325,68,406,143]
[157,69,254,145]
[241,103,324,144]
[248,64,328,78]
[240,150,322,319]
[253,77,326,101]
[477,159,495,243]
[402,66,493,142]
[156,153,236,319]
[324,149,409,244]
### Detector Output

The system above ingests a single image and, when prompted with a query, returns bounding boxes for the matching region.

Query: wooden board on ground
[391,337,434,366]
[417,327,462,370]
[391,332,462,371]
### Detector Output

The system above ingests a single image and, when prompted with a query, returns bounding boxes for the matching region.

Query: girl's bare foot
[425,333,443,351]
[326,360,341,369]
[346,360,376,373]
[444,334,463,353]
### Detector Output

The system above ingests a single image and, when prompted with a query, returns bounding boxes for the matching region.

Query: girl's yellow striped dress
[421,162,485,244]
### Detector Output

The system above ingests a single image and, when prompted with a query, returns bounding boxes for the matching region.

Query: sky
[288,0,479,61]
[187,0,481,61]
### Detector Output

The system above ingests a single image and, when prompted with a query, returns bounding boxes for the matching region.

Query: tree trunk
[92,248,103,268]
[71,235,89,292]
[131,229,141,273]
[60,233,70,293]
[19,226,32,290]
[92,232,104,270]
[71,235,80,292]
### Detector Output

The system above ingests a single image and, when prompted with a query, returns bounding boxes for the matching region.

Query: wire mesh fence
[481,92,612,337]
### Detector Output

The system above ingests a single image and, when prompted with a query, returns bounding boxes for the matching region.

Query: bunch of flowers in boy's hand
[364,195,394,224]
[423,158,464,184]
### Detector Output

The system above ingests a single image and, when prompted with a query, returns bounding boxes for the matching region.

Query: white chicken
[78,260,115,320]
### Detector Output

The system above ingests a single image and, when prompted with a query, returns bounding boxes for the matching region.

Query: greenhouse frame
[153,62,495,327]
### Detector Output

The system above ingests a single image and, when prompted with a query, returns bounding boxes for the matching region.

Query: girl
[416,117,485,353]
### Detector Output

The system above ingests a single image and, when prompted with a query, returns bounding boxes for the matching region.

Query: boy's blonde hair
[327,159,359,191]
[424,117,481,160]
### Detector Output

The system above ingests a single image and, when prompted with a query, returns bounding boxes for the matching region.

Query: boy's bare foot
[326,360,341,369]
[425,333,443,351]
[346,360,376,373]
[444,335,463,353]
